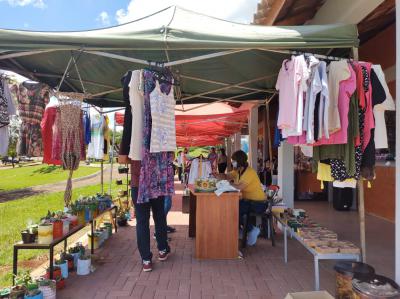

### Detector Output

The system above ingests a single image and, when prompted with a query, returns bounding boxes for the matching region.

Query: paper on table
[214,180,238,196]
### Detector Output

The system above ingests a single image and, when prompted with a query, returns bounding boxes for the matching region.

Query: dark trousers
[177,166,183,181]
[239,199,267,230]
[132,187,169,261]
[218,162,227,174]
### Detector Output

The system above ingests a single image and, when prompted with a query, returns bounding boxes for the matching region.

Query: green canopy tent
[0,6,358,107]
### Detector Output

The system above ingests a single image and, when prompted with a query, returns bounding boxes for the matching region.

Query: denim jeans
[132,187,169,261]
[239,199,267,231]
[164,195,172,216]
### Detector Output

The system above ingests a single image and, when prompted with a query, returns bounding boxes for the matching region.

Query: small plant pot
[77,211,85,225]
[38,282,56,299]
[70,253,80,268]
[44,268,61,280]
[118,190,128,197]
[84,208,92,222]
[69,215,78,228]
[54,261,68,279]
[67,259,74,271]
[24,290,43,299]
[88,234,100,250]
[117,217,128,227]
[104,223,113,236]
[77,258,91,276]
[21,230,32,244]
[116,179,123,185]
[38,224,53,244]
[55,279,65,290]
[62,220,70,235]
[10,286,26,299]
[52,221,63,240]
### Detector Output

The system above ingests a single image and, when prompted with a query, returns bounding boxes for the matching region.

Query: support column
[226,137,232,172]
[277,141,294,208]
[248,106,258,169]
[234,132,241,152]
[395,0,400,284]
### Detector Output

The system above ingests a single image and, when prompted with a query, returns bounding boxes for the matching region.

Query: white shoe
[247,226,260,246]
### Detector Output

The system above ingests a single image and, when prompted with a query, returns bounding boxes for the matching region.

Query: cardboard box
[284,291,334,299]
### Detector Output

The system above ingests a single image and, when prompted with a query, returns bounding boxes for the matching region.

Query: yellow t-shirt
[230,167,265,201]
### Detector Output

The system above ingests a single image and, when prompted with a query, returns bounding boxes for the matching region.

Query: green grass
[0,182,120,287]
[0,165,100,192]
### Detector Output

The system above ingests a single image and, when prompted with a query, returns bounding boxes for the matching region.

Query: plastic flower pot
[21,230,32,244]
[77,257,91,276]
[10,286,26,299]
[117,217,127,227]
[52,221,63,240]
[54,261,68,279]
[88,233,100,250]
[70,253,80,268]
[55,279,65,290]
[104,223,113,236]
[84,208,92,222]
[38,224,53,244]
[38,281,56,299]
[62,220,70,235]
[67,259,74,271]
[77,210,85,225]
[44,267,61,280]
[24,290,43,299]
[69,215,78,227]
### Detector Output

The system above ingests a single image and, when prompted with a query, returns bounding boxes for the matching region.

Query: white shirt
[317,61,330,140]
[0,79,16,156]
[371,65,395,149]
[149,81,177,153]
[128,70,144,160]
[87,113,104,159]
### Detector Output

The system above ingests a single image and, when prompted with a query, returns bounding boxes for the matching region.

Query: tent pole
[352,46,366,262]
[395,0,400,283]
[109,116,116,195]
[0,49,56,60]
[266,99,273,179]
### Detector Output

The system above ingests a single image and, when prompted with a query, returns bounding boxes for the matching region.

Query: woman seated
[216,150,266,246]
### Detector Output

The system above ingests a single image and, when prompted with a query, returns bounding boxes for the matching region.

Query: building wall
[360,23,395,222]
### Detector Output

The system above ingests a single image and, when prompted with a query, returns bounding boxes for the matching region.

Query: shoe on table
[142,260,152,272]
[158,250,169,261]
[247,226,260,246]
[166,226,176,233]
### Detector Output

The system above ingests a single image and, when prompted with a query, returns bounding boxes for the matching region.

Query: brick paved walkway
[58,223,338,299]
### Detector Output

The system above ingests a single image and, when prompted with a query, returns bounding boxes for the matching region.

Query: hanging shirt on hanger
[149,79,176,153]
[317,61,330,140]
[41,98,62,165]
[129,69,145,160]
[276,56,301,132]
[87,113,104,159]
[0,78,16,156]
[17,81,50,157]
[281,55,309,137]
[327,61,351,134]
[83,111,91,145]
[371,64,395,149]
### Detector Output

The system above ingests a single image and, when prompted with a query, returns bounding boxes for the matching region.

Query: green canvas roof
[0,6,359,107]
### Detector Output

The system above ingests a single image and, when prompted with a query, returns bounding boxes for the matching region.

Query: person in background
[176,150,183,182]
[217,148,228,173]
[208,147,218,172]
[215,150,266,246]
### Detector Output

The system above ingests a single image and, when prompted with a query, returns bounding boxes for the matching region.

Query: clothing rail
[259,49,353,61]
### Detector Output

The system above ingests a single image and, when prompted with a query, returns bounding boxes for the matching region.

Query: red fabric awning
[113,103,252,146]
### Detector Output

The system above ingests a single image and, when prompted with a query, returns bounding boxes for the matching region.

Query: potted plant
[68,243,84,268]
[51,219,63,240]
[12,270,31,299]
[60,252,74,272]
[24,283,43,299]
[55,277,65,291]
[38,223,53,245]
[117,210,128,227]
[77,252,91,276]
[116,179,123,185]
[54,258,68,279]
[118,166,128,174]
[44,266,61,280]
[21,230,35,244]
[37,279,56,299]
[0,287,10,299]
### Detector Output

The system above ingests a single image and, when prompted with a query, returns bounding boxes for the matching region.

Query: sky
[0,0,259,31]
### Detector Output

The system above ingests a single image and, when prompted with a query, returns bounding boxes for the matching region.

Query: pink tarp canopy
[114,103,252,146]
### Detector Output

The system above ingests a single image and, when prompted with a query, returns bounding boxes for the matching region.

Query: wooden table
[189,189,240,259]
